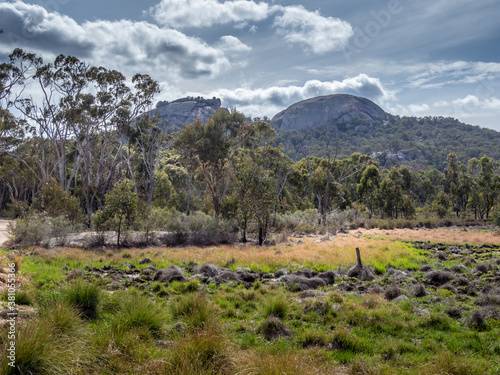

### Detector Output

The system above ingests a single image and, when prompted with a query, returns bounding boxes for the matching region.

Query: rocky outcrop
[145,97,223,132]
[271,94,387,130]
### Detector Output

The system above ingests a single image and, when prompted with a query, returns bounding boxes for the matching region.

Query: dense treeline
[1,50,500,246]
[276,114,500,170]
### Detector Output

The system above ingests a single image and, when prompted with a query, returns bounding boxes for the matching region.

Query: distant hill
[272,95,500,170]
[146,97,223,132]
[272,94,387,130]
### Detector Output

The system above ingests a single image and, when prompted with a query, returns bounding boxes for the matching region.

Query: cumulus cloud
[408,104,430,113]
[217,35,251,53]
[273,5,353,54]
[0,1,248,79]
[195,74,393,117]
[150,0,272,28]
[407,61,500,89]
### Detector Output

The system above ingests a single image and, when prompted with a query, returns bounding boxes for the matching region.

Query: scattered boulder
[393,295,409,303]
[193,264,219,278]
[236,267,251,273]
[414,309,430,317]
[423,270,454,285]
[153,265,187,283]
[474,263,494,274]
[347,265,374,281]
[384,286,403,301]
[291,268,313,278]
[138,257,152,264]
[67,268,85,280]
[316,270,338,285]
[445,306,462,319]
[284,275,327,291]
[215,271,241,284]
[419,265,433,272]
[410,284,427,297]
[274,269,289,278]
[258,317,292,340]
[450,264,467,273]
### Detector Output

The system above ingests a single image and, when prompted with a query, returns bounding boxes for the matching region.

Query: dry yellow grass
[353,227,500,245]
[16,234,421,271]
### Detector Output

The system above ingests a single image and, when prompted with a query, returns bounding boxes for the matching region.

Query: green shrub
[10,213,50,247]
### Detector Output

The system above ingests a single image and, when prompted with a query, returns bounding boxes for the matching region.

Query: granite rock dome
[146,97,223,132]
[271,94,387,130]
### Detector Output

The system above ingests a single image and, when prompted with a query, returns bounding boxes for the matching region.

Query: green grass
[2,232,500,374]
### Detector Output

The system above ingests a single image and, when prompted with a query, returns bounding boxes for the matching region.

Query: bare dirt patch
[0,220,13,247]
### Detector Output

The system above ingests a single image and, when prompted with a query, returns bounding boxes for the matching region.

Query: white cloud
[150,0,272,28]
[192,74,394,117]
[408,104,430,113]
[0,1,249,79]
[406,61,500,89]
[217,35,251,53]
[273,5,353,54]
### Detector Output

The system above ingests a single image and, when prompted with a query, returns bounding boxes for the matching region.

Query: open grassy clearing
[354,227,500,246]
[1,228,500,374]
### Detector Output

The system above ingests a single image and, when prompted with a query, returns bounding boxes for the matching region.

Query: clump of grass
[237,349,336,375]
[422,351,487,375]
[61,280,101,319]
[171,292,219,331]
[166,324,234,375]
[384,285,402,301]
[258,316,292,341]
[328,327,362,353]
[262,294,289,319]
[39,300,83,336]
[0,318,92,375]
[110,289,166,336]
[1,290,33,306]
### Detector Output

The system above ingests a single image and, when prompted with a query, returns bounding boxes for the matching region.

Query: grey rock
[393,295,409,303]
[153,265,187,283]
[193,264,219,277]
[138,257,152,264]
[414,309,430,317]
[271,94,386,131]
[424,270,455,285]
[284,275,327,291]
[316,270,338,285]
[215,271,241,284]
[236,267,251,273]
[347,265,374,281]
[145,97,222,133]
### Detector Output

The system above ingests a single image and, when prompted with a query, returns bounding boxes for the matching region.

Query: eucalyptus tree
[174,109,249,216]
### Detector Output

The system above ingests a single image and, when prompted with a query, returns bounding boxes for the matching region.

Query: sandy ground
[0,220,13,247]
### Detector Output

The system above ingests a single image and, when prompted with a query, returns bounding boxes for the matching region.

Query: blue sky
[1,0,500,130]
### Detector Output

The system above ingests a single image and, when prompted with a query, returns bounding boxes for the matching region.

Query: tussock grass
[262,294,289,320]
[171,292,219,332]
[110,289,166,336]
[61,280,101,319]
[236,349,340,375]
[165,324,233,375]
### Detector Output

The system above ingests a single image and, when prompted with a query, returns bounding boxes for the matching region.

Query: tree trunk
[258,227,263,246]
